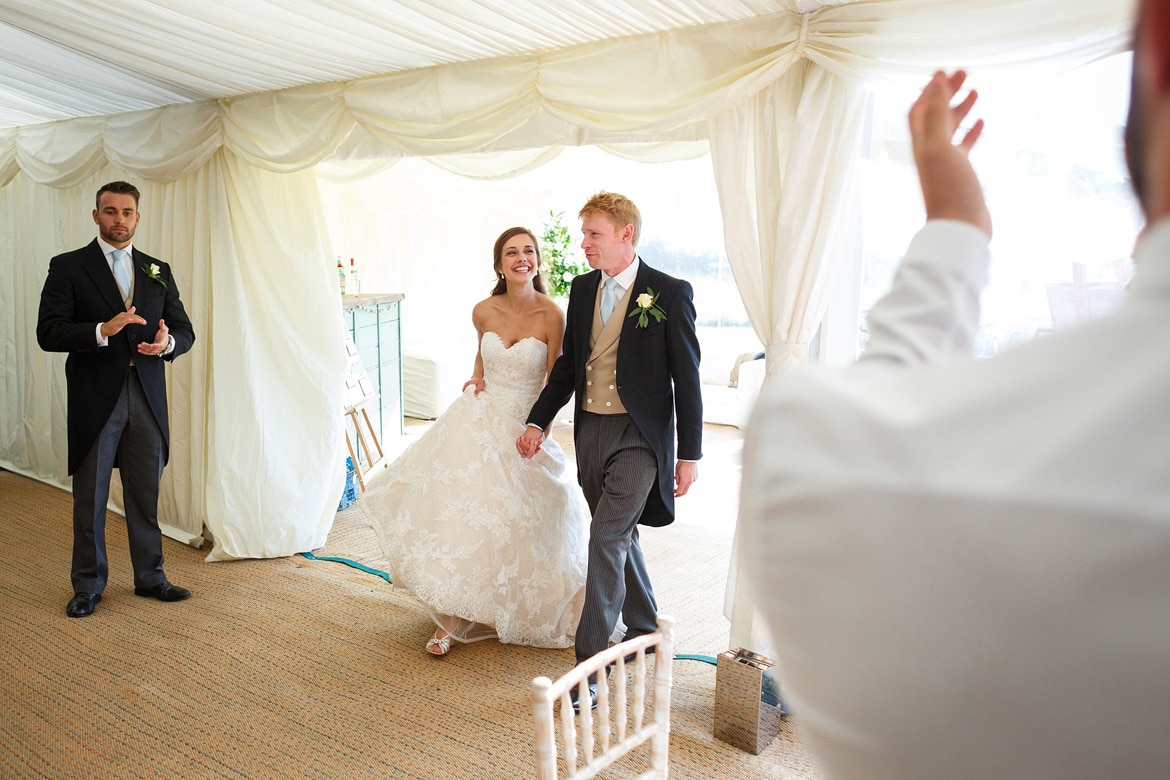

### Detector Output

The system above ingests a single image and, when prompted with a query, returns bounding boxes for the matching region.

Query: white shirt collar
[97,237,134,268]
[604,256,640,291]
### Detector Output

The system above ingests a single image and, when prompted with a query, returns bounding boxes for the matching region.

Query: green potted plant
[539,210,589,301]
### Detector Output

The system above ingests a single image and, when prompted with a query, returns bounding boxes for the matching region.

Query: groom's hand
[674,460,698,497]
[100,306,147,338]
[137,318,171,356]
[517,425,544,459]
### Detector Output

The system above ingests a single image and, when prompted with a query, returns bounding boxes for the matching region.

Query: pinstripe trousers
[573,411,660,663]
[70,368,168,593]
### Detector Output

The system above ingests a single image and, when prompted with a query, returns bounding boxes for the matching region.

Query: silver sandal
[425,633,451,657]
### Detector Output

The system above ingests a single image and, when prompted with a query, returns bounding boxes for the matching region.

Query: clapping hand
[100,306,147,339]
[137,319,171,356]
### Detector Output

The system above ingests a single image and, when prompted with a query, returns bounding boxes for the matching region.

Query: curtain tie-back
[765,342,809,373]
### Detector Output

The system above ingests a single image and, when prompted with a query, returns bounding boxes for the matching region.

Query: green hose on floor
[298,551,717,665]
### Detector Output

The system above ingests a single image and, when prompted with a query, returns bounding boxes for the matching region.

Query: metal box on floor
[713,647,783,755]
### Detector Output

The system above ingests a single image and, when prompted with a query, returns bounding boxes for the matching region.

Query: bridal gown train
[363,331,588,648]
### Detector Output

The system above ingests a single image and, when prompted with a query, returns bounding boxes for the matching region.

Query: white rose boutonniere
[628,287,667,328]
[143,263,168,289]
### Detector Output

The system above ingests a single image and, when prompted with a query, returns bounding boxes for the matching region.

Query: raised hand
[909,70,992,238]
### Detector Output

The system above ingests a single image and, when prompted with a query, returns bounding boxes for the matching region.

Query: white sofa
[402,343,470,419]
[700,354,765,428]
[403,340,765,429]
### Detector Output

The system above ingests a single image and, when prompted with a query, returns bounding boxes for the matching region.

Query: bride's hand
[463,377,485,395]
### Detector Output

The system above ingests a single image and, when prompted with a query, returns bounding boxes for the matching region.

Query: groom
[518,191,703,707]
[37,180,196,618]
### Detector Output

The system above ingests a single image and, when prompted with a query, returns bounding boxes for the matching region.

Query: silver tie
[112,249,132,303]
[600,276,619,325]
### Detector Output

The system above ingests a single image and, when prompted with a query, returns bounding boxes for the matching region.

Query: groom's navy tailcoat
[527,259,703,527]
[36,238,195,475]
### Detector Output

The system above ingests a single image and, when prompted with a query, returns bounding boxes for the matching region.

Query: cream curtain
[0,155,345,561]
[0,0,1134,574]
[710,0,1134,657]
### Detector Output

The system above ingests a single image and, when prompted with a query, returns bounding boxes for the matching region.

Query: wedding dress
[362,331,588,648]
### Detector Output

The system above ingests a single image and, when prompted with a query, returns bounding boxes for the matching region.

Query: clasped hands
[101,306,172,356]
[516,426,543,459]
[516,424,699,497]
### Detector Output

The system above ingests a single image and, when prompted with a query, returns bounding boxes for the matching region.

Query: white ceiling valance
[0,0,1132,189]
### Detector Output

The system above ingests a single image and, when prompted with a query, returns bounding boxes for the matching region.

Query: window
[856,53,1140,357]
[321,145,752,386]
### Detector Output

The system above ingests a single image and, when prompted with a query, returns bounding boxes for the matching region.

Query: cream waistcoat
[583,278,633,414]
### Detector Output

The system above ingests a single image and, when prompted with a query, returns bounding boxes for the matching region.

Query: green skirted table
[342,293,404,480]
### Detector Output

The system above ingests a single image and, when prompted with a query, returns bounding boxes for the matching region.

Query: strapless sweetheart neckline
[483,331,544,350]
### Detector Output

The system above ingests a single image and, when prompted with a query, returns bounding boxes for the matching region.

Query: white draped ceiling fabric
[0,0,1133,651]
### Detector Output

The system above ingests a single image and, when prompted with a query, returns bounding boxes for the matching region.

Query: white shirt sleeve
[859,219,991,369]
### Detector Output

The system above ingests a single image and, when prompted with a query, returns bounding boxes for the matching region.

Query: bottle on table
[337,256,346,295]
[349,257,361,295]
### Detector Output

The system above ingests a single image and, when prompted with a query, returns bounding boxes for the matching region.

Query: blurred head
[491,226,545,295]
[1124,0,1170,220]
[92,181,141,249]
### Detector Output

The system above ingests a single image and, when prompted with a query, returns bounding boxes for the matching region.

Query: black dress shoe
[134,582,191,602]
[570,682,598,712]
[66,592,101,618]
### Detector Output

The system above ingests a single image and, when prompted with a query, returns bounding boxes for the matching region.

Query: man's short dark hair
[96,181,141,210]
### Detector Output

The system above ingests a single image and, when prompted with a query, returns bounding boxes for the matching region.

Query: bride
[363,226,588,656]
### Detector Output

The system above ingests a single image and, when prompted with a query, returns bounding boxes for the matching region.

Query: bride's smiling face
[497,233,541,286]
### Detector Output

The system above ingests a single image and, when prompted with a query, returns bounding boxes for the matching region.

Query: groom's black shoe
[134,581,191,602]
[570,682,598,712]
[66,592,101,618]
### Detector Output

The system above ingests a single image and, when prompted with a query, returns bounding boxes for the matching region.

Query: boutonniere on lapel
[142,263,168,289]
[628,288,666,328]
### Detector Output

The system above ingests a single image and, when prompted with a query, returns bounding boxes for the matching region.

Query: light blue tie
[600,276,619,325]
[112,249,131,301]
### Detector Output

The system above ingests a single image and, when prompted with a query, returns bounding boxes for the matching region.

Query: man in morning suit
[518,191,703,708]
[37,181,196,618]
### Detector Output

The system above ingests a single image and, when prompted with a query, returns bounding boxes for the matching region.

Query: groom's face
[580,213,632,275]
[93,192,140,249]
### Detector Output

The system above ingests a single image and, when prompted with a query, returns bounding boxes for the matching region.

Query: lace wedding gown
[363,331,588,648]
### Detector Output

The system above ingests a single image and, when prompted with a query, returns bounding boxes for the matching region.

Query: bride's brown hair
[491,226,547,296]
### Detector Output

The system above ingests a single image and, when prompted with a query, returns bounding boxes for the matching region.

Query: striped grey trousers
[573,411,660,663]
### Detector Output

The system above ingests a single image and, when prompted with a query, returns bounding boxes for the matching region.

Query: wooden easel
[343,399,386,491]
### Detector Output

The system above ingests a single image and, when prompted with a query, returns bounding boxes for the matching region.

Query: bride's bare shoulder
[471,296,500,322]
[537,294,564,319]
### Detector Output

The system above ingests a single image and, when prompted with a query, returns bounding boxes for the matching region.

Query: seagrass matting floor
[0,426,820,780]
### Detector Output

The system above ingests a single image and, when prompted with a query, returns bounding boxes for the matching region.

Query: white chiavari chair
[532,614,675,779]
